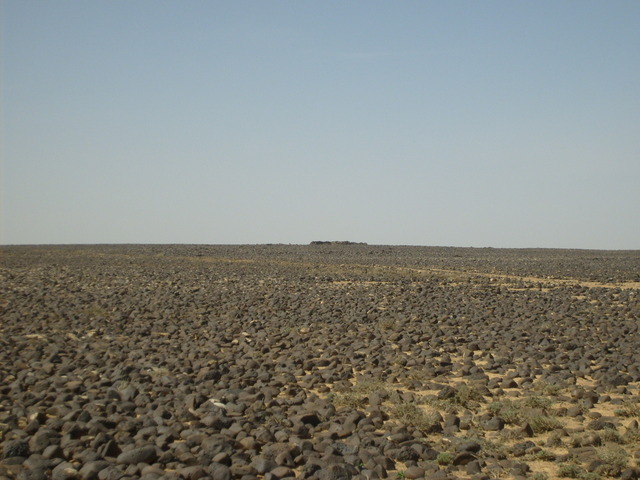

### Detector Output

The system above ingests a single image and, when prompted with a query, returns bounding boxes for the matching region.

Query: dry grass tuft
[527,413,563,433]
[521,395,553,409]
[532,381,564,396]
[594,445,629,477]
[600,428,625,444]
[331,379,388,409]
[423,383,486,413]
[488,398,562,433]
[557,463,585,478]
[614,400,640,418]
[453,383,486,408]
[390,402,442,433]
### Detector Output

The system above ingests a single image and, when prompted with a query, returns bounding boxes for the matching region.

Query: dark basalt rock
[587,418,617,431]
[1,245,639,480]
[17,468,49,480]
[437,386,456,400]
[4,440,30,459]
[209,463,232,480]
[297,413,322,427]
[116,445,158,465]
[317,463,357,480]
[620,468,640,480]
[482,416,505,431]
[453,451,477,465]
[455,441,480,454]
[404,466,425,479]
[78,461,111,480]
[51,462,79,480]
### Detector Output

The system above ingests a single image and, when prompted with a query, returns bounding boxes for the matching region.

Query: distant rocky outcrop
[310,241,368,245]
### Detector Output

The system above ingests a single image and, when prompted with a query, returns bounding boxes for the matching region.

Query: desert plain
[1,244,639,480]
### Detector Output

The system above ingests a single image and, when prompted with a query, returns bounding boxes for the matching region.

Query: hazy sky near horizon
[2,2,639,249]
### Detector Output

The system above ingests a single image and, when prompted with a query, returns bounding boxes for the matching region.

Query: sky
[2,1,639,249]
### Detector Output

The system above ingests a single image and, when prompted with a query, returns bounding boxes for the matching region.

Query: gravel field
[1,245,639,480]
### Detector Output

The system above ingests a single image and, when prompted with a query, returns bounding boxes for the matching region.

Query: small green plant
[531,473,549,480]
[470,437,508,460]
[546,432,564,447]
[557,463,584,478]
[623,427,640,444]
[379,318,395,330]
[82,304,108,317]
[147,366,172,378]
[436,452,454,465]
[527,449,556,461]
[264,413,287,428]
[569,403,587,416]
[113,379,130,391]
[280,325,294,335]
[355,379,388,395]
[333,391,368,409]
[497,428,526,442]
[568,434,583,448]
[396,471,406,479]
[578,473,601,480]
[422,397,454,413]
[423,384,485,413]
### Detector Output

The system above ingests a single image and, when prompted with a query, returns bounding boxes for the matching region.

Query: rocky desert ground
[1,244,639,480]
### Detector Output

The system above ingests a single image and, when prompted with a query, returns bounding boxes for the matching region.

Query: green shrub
[379,318,395,330]
[531,474,548,480]
[557,463,584,478]
[436,452,454,465]
[531,449,556,461]
[578,473,601,480]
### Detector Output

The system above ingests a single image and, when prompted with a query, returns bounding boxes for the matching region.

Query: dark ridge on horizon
[1,243,638,252]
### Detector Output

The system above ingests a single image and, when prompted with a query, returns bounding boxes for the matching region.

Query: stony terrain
[1,244,639,480]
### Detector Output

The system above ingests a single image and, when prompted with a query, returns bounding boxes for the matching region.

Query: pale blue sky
[2,1,639,248]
